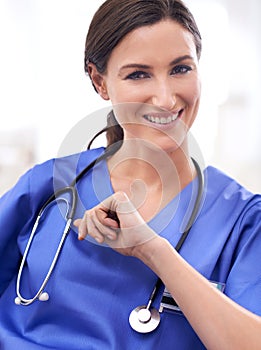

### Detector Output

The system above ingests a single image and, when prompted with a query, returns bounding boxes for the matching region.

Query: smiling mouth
[143,111,181,125]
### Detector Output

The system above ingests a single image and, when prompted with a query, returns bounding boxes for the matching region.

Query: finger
[75,211,103,242]
[74,219,87,241]
[100,192,136,226]
[73,219,81,227]
[91,210,118,240]
[106,210,120,227]
[81,210,111,244]
[86,213,105,243]
[99,191,130,214]
[75,213,88,241]
[75,210,116,243]
[103,217,120,229]
[96,208,119,229]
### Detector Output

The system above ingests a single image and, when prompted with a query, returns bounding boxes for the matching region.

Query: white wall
[0,0,260,195]
[187,0,261,192]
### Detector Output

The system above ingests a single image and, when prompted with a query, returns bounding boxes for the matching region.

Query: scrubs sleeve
[0,149,103,297]
[0,156,55,296]
[0,169,34,296]
[225,197,261,316]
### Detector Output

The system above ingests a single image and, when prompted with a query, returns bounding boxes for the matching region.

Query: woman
[0,0,260,349]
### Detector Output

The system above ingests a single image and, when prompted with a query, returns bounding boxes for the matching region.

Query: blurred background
[0,0,260,195]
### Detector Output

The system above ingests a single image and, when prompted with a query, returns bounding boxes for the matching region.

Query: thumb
[109,191,146,229]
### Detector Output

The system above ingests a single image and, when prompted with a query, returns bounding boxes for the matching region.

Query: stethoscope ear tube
[14,146,120,306]
[175,158,203,252]
[15,196,73,306]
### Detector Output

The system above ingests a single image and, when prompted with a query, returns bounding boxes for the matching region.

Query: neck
[107,138,195,188]
[107,138,196,222]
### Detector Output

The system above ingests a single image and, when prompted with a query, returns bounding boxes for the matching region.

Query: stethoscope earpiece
[38,292,49,302]
[14,291,49,305]
[129,305,161,333]
[14,297,22,305]
[14,150,117,307]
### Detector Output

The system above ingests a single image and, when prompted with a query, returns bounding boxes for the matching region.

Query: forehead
[107,20,197,67]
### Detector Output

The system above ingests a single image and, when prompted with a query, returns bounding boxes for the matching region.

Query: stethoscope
[14,139,117,306]
[129,158,204,333]
[14,136,204,334]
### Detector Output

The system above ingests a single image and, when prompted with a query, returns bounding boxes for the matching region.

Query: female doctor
[0,0,261,349]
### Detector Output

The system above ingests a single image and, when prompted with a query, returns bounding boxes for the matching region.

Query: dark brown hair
[85,0,202,148]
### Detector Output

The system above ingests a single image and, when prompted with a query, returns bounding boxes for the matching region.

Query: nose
[151,80,176,111]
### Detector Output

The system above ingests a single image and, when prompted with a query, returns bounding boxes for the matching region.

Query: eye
[171,65,192,75]
[125,70,150,80]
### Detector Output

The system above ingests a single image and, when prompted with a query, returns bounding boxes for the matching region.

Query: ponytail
[87,110,123,150]
[106,110,123,147]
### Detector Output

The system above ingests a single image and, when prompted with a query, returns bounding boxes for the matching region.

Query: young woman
[0,1,260,349]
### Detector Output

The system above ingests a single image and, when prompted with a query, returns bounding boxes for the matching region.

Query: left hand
[74,191,157,256]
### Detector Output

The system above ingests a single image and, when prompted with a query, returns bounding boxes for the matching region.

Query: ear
[87,63,110,100]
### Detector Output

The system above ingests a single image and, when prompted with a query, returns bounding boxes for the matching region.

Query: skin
[87,20,201,221]
[89,20,200,152]
[75,20,261,350]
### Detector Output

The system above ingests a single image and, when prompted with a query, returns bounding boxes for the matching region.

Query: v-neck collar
[100,158,202,239]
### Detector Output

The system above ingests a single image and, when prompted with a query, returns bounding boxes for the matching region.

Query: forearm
[136,237,261,350]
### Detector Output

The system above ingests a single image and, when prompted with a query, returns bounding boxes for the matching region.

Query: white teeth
[144,113,179,124]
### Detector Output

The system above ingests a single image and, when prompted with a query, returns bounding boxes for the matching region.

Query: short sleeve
[0,148,104,296]
[0,170,33,295]
[225,198,261,316]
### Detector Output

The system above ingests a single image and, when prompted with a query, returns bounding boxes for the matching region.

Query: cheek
[107,80,147,105]
[113,103,145,129]
[185,82,201,130]
[184,78,201,105]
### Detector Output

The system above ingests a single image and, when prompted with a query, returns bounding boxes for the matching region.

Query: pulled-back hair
[84,0,202,148]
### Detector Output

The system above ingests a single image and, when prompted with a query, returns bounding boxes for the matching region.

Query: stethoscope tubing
[15,143,203,310]
[141,157,204,312]
[15,144,120,306]
[15,194,74,305]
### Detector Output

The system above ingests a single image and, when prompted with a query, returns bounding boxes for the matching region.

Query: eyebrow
[119,55,194,72]
[170,55,194,65]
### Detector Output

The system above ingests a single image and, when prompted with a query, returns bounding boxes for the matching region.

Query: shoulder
[3,147,106,213]
[29,147,105,188]
[204,166,261,212]
[199,166,261,243]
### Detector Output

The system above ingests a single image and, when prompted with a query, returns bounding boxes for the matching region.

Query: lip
[142,110,183,128]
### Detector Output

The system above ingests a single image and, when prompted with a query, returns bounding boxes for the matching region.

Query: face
[90,20,201,152]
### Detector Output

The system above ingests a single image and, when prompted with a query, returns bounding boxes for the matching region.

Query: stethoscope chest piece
[129,305,160,333]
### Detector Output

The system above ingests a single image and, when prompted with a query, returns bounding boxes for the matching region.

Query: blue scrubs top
[0,147,261,349]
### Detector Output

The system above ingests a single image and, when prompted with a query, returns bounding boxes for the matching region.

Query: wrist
[133,235,170,271]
